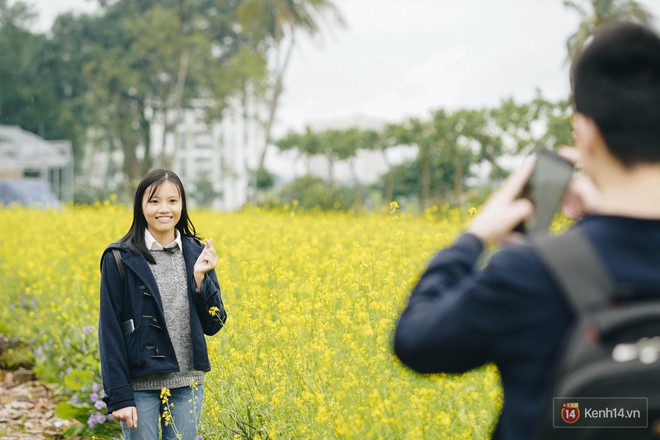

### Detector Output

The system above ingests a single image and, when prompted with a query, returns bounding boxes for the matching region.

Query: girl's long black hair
[120,169,198,264]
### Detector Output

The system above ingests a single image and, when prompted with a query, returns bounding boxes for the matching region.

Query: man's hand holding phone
[468,148,577,246]
[467,162,535,247]
[514,148,575,236]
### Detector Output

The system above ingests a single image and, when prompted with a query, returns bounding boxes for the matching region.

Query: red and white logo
[561,402,580,424]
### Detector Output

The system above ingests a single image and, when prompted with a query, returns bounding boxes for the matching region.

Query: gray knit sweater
[132,247,204,391]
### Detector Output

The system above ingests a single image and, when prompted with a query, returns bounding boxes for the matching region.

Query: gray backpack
[533,229,660,439]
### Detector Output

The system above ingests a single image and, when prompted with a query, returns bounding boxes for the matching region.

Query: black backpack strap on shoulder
[111,248,125,284]
[531,228,616,314]
[110,247,133,324]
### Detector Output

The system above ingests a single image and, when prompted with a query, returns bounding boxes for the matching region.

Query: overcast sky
[27,0,660,136]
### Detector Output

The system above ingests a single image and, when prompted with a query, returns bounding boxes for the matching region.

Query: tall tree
[45,13,101,172]
[79,0,268,186]
[395,117,434,207]
[372,124,402,204]
[489,97,539,158]
[467,109,506,181]
[0,1,47,133]
[274,126,322,176]
[238,0,345,173]
[533,95,574,150]
[564,0,653,61]
[80,2,152,184]
[394,111,477,208]
[338,128,368,187]
[440,109,487,204]
[0,2,95,171]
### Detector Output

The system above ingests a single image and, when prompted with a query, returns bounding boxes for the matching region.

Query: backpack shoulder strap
[110,247,134,323]
[111,248,125,284]
[531,228,616,314]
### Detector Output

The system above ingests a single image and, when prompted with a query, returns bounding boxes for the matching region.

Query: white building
[83,106,417,210]
[158,102,264,211]
[83,98,265,211]
[167,110,418,207]
[0,125,74,203]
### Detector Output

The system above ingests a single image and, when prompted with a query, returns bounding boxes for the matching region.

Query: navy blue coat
[98,235,226,413]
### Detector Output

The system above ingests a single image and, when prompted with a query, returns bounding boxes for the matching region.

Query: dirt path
[0,370,74,439]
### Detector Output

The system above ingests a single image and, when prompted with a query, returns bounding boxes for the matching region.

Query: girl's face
[142,180,182,243]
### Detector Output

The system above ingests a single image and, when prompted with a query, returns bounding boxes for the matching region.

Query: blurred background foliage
[0,0,653,211]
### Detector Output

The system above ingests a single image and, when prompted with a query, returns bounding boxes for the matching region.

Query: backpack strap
[531,228,616,313]
[110,247,133,324]
[111,249,125,284]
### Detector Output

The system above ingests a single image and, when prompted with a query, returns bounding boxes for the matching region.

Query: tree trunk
[348,157,359,187]
[489,149,499,180]
[453,151,463,205]
[103,126,116,190]
[381,149,394,203]
[82,127,98,186]
[119,132,142,189]
[257,34,296,172]
[305,154,312,176]
[164,47,190,169]
[158,109,171,168]
[421,147,430,209]
[348,157,361,206]
[243,86,258,205]
[164,0,191,169]
[327,155,335,188]
[327,156,337,206]
[138,97,152,175]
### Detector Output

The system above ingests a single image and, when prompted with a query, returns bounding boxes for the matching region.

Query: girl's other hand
[112,406,138,428]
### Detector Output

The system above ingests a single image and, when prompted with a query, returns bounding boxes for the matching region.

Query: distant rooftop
[0,125,72,171]
[0,125,74,201]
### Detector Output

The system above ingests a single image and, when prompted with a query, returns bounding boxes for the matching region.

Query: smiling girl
[98,169,226,439]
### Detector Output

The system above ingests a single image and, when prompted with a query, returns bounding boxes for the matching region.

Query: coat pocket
[122,323,142,370]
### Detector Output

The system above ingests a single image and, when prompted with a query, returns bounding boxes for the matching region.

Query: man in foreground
[393,22,660,439]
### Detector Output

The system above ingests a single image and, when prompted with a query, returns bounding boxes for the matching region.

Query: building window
[23,169,41,178]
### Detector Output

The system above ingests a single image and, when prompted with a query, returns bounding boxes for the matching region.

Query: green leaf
[62,423,89,437]
[54,402,88,420]
[63,369,94,391]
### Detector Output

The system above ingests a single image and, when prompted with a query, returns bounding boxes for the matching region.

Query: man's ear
[572,113,606,157]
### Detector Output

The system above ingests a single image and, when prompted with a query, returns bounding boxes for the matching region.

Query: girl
[98,169,226,439]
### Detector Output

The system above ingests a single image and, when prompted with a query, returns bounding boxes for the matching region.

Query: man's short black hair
[571,22,660,167]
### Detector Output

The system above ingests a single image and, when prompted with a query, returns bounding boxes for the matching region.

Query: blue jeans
[121,384,204,440]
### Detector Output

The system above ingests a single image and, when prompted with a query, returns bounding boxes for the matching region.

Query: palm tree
[240,0,345,172]
[564,0,653,61]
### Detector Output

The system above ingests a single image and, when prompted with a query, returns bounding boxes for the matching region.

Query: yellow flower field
[0,204,502,439]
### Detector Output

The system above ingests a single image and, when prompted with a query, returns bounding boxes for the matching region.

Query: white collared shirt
[145,228,183,251]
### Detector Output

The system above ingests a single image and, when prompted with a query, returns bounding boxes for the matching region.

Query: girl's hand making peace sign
[194,238,218,291]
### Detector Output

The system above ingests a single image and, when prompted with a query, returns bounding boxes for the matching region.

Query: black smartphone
[121,319,135,335]
[514,148,574,236]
